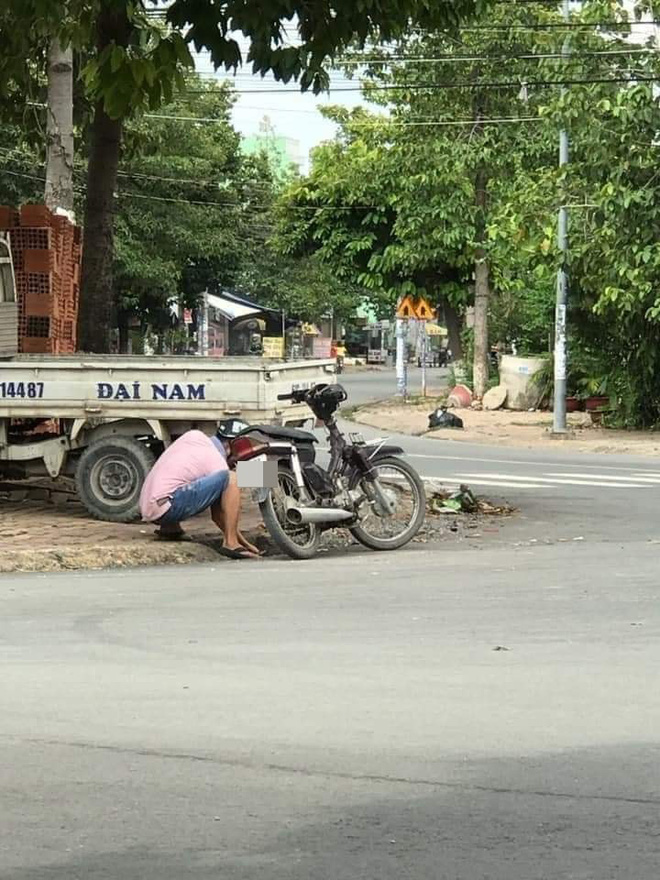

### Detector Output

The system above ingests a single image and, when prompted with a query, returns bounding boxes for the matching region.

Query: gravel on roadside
[0,477,513,572]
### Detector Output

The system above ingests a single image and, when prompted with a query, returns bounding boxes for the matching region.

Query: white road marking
[545,472,660,484]
[434,477,556,490]
[454,473,651,489]
[325,442,660,475]
[394,475,551,489]
[402,452,660,473]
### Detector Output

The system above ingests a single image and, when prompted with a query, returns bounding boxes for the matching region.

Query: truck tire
[75,437,155,523]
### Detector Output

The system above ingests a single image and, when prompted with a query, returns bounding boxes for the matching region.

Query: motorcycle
[221,383,426,559]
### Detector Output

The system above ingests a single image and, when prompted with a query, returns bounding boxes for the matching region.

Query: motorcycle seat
[244,424,318,444]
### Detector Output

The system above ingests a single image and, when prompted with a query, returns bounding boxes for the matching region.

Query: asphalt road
[337,368,660,544]
[322,419,660,546]
[2,542,660,879]
[3,391,660,878]
[341,365,450,405]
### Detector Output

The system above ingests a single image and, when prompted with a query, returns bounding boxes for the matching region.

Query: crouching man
[139,429,260,560]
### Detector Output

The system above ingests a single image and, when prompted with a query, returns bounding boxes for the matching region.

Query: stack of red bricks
[0,204,82,354]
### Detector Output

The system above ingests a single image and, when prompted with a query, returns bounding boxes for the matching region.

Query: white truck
[0,237,336,522]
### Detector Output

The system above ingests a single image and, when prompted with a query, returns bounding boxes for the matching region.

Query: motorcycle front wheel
[349,456,426,551]
[259,464,321,560]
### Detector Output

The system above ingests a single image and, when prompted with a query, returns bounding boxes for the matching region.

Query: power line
[97,185,384,212]
[195,47,655,71]
[0,168,47,184]
[145,112,237,124]
[414,20,660,30]
[337,115,544,127]
[147,9,659,28]
[189,55,656,87]
[0,152,360,210]
[0,145,281,196]
[115,168,227,186]
[143,111,546,128]
[0,167,283,240]
[187,46,657,86]
[0,156,262,210]
[183,74,658,94]
[330,48,657,66]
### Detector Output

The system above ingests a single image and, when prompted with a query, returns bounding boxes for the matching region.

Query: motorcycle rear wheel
[260,464,321,560]
[349,456,426,551]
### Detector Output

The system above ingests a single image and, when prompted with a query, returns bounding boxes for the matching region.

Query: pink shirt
[139,430,228,522]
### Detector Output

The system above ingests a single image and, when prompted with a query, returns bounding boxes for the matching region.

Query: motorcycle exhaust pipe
[287,506,353,525]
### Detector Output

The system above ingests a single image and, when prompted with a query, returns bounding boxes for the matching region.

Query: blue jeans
[158,470,230,525]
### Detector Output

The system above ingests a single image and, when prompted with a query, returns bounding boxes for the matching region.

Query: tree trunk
[45,39,74,214]
[472,167,490,399]
[77,3,130,353]
[118,318,129,354]
[78,105,123,352]
[444,302,463,361]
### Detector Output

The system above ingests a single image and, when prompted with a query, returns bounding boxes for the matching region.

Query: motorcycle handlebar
[277,389,309,402]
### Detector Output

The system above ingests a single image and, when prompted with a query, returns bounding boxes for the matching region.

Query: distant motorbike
[222,384,426,559]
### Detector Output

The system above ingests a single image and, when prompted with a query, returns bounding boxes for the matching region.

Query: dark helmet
[309,383,348,419]
[316,384,347,405]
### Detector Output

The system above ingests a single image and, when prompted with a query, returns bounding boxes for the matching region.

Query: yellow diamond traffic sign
[396,296,435,320]
[396,296,417,319]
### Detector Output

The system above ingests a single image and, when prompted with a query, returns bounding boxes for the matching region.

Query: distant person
[139,430,259,560]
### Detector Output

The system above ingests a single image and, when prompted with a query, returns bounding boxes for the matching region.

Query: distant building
[241,117,305,176]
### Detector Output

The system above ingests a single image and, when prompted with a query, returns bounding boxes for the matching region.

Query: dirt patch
[353,399,660,455]
[0,542,222,574]
[0,478,266,573]
[0,476,511,572]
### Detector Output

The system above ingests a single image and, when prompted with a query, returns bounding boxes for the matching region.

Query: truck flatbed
[0,354,337,521]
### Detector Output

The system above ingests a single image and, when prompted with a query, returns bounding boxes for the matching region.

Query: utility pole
[395,316,408,398]
[420,320,427,397]
[199,290,209,357]
[552,0,571,433]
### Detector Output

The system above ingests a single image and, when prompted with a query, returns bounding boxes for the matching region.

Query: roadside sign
[396,296,417,319]
[415,298,435,320]
[263,336,285,357]
[312,337,332,358]
[396,296,435,320]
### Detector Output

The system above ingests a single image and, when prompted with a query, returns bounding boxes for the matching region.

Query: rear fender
[368,444,405,461]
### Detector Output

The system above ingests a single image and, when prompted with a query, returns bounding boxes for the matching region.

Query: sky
[190,5,659,170]
[194,49,370,169]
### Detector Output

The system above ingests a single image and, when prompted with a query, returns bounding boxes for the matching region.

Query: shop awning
[207,293,260,321]
[425,324,448,336]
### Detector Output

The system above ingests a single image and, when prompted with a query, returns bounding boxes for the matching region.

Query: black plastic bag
[428,407,464,430]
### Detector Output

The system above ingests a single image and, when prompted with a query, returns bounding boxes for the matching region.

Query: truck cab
[0,233,18,357]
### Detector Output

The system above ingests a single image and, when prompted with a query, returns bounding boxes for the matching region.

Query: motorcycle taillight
[231,436,266,461]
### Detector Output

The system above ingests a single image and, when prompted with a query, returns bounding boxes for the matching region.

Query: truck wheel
[75,437,155,523]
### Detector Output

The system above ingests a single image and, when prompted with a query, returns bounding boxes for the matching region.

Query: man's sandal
[218,546,259,560]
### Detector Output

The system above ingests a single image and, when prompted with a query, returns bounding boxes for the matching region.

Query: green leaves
[0,1,195,121]
[111,76,264,324]
[166,0,483,94]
